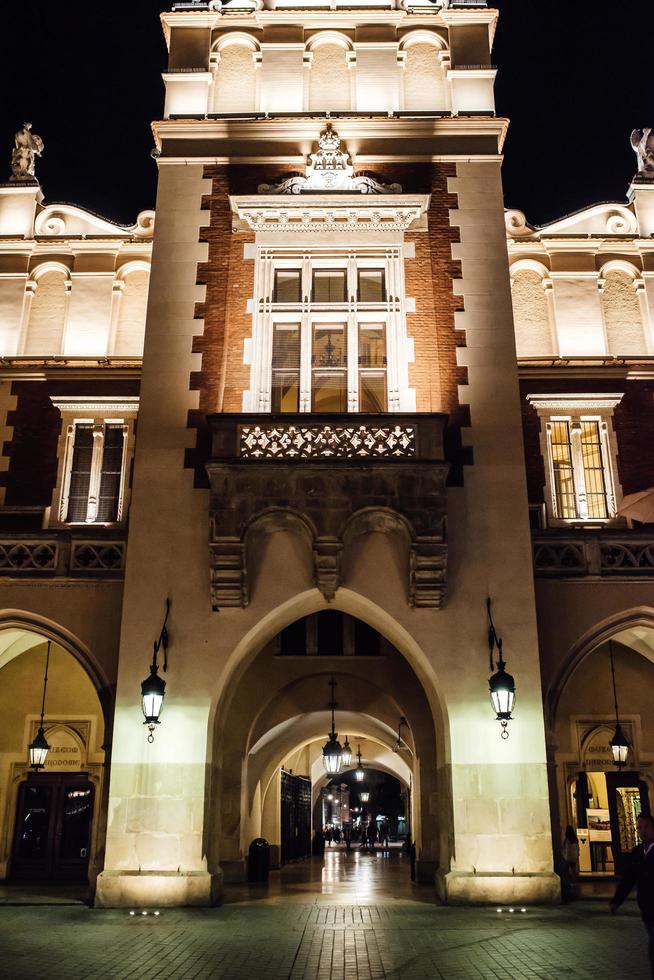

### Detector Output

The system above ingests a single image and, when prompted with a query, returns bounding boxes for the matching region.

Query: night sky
[1,1,653,226]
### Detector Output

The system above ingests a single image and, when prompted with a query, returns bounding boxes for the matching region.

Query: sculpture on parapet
[631,128,654,179]
[10,123,44,182]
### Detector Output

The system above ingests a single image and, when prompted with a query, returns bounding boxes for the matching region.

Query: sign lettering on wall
[42,728,83,770]
[582,728,615,771]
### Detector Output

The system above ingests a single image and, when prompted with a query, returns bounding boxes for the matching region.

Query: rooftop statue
[10,123,44,183]
[631,128,654,179]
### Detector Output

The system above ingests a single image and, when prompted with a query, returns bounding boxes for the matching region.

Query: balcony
[533,530,654,579]
[206,413,449,610]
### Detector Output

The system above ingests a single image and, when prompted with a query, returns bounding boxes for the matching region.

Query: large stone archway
[208,609,447,887]
[0,618,109,889]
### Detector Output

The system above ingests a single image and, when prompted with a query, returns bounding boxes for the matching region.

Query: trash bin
[247,838,270,882]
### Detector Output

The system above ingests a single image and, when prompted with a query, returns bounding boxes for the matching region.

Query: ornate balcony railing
[207,413,448,610]
[533,531,654,578]
[0,534,126,577]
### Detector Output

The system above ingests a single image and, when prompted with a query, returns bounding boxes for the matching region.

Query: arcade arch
[548,612,654,877]
[0,620,109,888]
[207,607,449,886]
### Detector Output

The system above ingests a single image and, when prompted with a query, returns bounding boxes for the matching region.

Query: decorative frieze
[533,532,654,577]
[230,196,430,234]
[0,536,126,576]
[239,423,416,459]
[0,541,57,571]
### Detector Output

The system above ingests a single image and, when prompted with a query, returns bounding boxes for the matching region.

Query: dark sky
[1,1,653,226]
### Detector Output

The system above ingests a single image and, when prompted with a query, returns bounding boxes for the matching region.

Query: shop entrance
[573,769,650,876]
[11,774,95,882]
[280,770,311,864]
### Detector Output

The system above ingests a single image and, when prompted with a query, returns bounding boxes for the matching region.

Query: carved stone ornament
[206,413,449,610]
[10,122,44,183]
[258,126,402,195]
[631,128,654,180]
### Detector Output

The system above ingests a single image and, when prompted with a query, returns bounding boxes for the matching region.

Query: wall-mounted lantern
[141,599,170,743]
[29,641,52,770]
[608,641,629,768]
[487,598,516,740]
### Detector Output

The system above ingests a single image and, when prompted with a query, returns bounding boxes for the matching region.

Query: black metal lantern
[359,790,370,804]
[609,642,629,768]
[341,736,353,768]
[487,599,516,739]
[322,676,343,775]
[354,746,365,782]
[141,599,170,743]
[29,641,51,769]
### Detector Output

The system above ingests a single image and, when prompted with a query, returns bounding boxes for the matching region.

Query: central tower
[96,0,559,908]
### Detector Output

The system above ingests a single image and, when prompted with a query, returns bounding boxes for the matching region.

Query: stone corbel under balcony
[206,413,449,610]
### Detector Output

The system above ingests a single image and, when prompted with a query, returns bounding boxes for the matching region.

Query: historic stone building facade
[0,0,651,906]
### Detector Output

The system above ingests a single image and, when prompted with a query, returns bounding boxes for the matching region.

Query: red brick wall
[190,162,469,484]
[2,379,140,511]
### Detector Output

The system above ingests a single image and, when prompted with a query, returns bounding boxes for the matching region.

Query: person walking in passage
[562,825,579,902]
[610,812,654,977]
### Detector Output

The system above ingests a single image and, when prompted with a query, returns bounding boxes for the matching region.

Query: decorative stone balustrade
[533,531,654,577]
[0,535,126,577]
[207,413,448,610]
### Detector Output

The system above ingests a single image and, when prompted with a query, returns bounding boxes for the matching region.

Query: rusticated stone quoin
[206,412,448,609]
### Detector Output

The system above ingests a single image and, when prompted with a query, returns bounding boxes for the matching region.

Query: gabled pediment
[506,202,638,240]
[34,204,155,240]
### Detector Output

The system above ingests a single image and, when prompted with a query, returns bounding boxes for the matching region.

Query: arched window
[114,269,149,356]
[511,268,554,357]
[403,40,447,111]
[211,43,257,114]
[309,43,351,112]
[601,269,645,356]
[26,268,68,356]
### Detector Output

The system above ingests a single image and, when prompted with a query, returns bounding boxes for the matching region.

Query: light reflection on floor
[225,843,437,906]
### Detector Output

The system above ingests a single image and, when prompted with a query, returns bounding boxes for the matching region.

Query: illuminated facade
[0,0,652,905]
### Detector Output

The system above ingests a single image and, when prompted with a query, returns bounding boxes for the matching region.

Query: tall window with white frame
[65,422,128,524]
[546,416,612,521]
[251,248,408,414]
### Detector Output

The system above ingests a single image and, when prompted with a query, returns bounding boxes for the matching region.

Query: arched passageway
[207,609,449,891]
[0,622,108,890]
[548,615,654,881]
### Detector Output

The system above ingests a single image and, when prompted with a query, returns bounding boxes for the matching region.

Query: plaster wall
[64,275,115,357]
[0,278,27,356]
[28,271,68,356]
[550,277,606,355]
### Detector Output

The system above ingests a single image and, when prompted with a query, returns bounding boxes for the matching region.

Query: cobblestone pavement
[1,899,650,980]
[0,850,650,980]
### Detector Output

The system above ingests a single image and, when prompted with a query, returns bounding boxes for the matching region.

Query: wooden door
[11,774,94,882]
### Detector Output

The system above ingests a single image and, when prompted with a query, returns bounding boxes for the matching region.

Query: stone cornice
[229,193,430,232]
[526,392,625,413]
[50,396,140,415]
